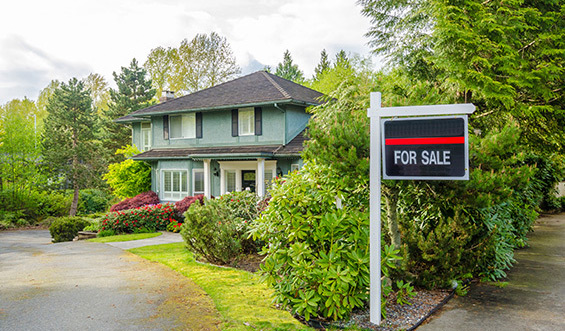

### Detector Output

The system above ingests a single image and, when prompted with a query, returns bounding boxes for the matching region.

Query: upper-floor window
[232,107,262,137]
[170,114,195,139]
[141,122,151,151]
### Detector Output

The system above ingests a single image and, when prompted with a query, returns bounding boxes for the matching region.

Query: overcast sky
[0,0,377,104]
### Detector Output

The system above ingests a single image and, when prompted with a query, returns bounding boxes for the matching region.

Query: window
[226,170,236,193]
[141,122,151,151]
[162,170,188,201]
[291,164,300,172]
[264,169,274,190]
[238,108,254,136]
[170,114,196,139]
[193,169,204,195]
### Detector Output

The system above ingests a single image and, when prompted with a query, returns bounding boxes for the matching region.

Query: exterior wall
[284,105,311,143]
[131,122,142,149]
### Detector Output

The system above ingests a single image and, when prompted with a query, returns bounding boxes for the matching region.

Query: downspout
[274,103,286,146]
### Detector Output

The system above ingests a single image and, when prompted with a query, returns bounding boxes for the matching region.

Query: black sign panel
[382,116,468,180]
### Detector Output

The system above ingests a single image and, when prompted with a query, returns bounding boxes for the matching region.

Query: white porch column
[257,158,265,197]
[203,159,211,199]
[220,169,226,196]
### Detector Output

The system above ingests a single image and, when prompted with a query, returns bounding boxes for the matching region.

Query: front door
[241,170,256,192]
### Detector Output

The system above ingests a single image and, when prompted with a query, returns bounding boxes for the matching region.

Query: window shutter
[163,115,169,140]
[231,109,238,137]
[254,107,262,136]
[196,112,202,138]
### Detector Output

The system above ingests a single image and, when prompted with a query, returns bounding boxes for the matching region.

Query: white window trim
[170,113,196,139]
[291,163,300,172]
[141,122,152,152]
[161,169,189,201]
[192,168,204,195]
[238,107,255,136]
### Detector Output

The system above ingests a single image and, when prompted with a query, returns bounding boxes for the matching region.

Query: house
[116,71,324,201]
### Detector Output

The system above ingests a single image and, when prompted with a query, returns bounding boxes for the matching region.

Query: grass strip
[88,232,162,243]
[129,242,310,331]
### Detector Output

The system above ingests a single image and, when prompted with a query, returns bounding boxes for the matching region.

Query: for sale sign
[382,116,469,180]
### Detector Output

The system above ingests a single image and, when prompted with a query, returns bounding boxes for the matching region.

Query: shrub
[110,191,160,212]
[181,191,262,265]
[101,203,176,233]
[250,163,375,321]
[175,195,205,218]
[78,189,112,214]
[49,217,91,243]
[103,145,151,199]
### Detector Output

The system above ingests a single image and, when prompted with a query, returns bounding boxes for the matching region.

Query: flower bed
[101,203,178,233]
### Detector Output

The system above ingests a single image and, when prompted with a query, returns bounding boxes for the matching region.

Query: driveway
[0,230,221,330]
[419,213,565,331]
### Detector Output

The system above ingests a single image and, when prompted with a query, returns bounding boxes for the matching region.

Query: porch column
[220,168,226,195]
[257,158,265,197]
[203,159,211,199]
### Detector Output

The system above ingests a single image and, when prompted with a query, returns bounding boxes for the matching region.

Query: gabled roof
[117,71,324,122]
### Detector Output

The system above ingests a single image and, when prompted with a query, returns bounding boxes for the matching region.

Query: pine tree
[42,78,103,216]
[275,50,304,83]
[313,49,331,79]
[103,59,155,162]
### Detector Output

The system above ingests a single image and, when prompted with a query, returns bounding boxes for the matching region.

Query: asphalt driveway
[0,230,221,330]
[419,213,565,331]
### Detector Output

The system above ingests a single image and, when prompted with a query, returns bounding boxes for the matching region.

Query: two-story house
[116,71,324,201]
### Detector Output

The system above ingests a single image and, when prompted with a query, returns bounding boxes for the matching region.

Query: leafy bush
[78,189,112,214]
[101,203,175,233]
[251,163,376,321]
[175,195,205,218]
[49,217,91,242]
[181,191,262,265]
[103,145,151,199]
[110,191,160,212]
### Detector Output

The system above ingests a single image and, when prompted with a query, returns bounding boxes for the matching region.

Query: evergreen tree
[42,78,103,216]
[104,59,155,162]
[313,49,330,79]
[275,50,304,83]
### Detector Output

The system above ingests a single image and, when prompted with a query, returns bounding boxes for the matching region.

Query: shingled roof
[117,71,324,122]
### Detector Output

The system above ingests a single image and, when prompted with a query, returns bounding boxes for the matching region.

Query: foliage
[251,163,373,321]
[394,280,416,305]
[104,145,151,199]
[83,73,110,113]
[174,194,205,217]
[49,216,91,243]
[110,190,159,212]
[41,78,104,216]
[88,232,162,243]
[130,243,308,330]
[313,49,330,79]
[275,50,305,83]
[78,189,112,215]
[166,219,183,233]
[181,191,262,265]
[145,32,241,96]
[103,59,155,162]
[101,203,176,233]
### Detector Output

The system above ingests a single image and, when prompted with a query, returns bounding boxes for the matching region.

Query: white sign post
[367,92,475,325]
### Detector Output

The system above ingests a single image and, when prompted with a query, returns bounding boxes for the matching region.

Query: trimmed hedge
[49,217,91,243]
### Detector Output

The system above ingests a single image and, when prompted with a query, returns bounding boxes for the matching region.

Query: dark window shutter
[231,109,238,137]
[255,107,262,136]
[196,112,202,138]
[163,115,169,140]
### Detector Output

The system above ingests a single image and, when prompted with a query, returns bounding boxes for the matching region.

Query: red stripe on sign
[385,137,465,145]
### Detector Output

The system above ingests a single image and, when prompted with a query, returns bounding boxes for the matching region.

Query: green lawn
[129,243,311,331]
[88,232,162,243]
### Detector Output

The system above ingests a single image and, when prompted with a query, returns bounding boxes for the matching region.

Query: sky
[0,0,377,104]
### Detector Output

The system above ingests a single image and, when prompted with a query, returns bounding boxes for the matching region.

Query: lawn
[88,232,162,243]
[129,243,311,331]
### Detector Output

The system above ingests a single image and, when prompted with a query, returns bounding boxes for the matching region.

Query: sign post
[367,92,475,325]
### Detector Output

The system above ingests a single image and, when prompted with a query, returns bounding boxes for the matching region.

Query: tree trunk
[70,181,79,216]
[69,132,79,217]
[383,185,401,250]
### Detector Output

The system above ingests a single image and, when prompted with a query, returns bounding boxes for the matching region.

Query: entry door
[241,170,256,192]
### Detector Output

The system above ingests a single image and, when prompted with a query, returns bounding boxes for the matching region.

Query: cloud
[0,35,91,104]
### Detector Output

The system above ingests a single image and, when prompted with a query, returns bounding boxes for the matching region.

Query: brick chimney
[159,90,175,103]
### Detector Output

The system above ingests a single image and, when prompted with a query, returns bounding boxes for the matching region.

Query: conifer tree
[42,78,103,216]
[275,50,304,83]
[103,59,155,162]
[313,49,330,79]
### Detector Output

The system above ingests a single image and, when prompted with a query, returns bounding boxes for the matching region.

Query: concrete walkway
[105,231,183,250]
[419,213,565,331]
[0,230,220,330]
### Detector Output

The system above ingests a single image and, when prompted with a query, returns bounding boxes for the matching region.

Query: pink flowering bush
[101,203,177,233]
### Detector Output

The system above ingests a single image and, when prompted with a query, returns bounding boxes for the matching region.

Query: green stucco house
[116,71,324,201]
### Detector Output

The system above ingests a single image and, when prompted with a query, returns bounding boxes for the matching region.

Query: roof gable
[120,71,324,120]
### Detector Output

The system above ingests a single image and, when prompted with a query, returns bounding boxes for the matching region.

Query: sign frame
[381,115,470,181]
[367,92,475,325]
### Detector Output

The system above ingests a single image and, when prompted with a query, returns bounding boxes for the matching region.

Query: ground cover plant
[129,243,309,331]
